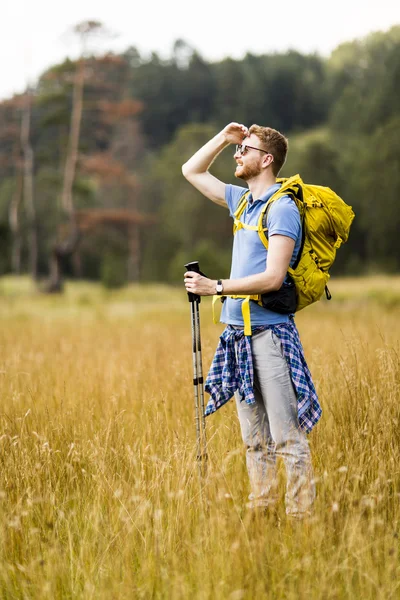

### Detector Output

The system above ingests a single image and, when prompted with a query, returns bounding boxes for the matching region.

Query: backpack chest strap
[233,219,260,233]
[234,190,292,242]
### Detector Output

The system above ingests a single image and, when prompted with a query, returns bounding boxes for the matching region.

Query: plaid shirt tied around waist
[204,321,321,433]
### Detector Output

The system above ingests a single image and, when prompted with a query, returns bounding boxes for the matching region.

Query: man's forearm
[219,271,283,295]
[182,131,228,178]
[190,271,284,296]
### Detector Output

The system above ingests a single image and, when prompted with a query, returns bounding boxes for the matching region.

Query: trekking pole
[184,261,207,478]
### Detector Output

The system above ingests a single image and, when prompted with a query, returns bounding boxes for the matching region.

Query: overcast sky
[1,0,399,100]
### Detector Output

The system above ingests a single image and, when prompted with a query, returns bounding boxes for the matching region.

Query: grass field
[0,275,399,599]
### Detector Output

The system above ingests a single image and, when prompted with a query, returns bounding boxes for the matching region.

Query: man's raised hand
[223,122,249,144]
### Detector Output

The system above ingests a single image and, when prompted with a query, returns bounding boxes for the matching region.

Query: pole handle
[184,260,206,304]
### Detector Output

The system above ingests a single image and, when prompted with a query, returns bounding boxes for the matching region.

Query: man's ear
[263,155,273,168]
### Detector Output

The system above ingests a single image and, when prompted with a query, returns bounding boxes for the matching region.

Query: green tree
[328,26,400,136]
[347,116,400,270]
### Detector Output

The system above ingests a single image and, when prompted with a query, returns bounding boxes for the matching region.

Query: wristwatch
[216,279,224,295]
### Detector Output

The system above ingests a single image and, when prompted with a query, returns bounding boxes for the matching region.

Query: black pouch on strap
[260,274,297,314]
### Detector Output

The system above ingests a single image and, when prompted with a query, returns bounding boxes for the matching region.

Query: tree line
[0,23,399,288]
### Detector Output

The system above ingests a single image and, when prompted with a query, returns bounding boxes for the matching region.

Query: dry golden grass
[0,276,399,599]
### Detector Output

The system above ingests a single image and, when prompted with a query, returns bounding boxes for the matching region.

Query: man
[182,122,321,519]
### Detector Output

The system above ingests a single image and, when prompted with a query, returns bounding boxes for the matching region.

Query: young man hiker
[182,122,321,519]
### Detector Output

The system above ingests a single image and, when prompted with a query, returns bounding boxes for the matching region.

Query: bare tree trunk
[9,171,23,274]
[127,223,140,282]
[53,57,84,287]
[46,21,107,292]
[61,59,85,217]
[48,251,63,293]
[21,89,38,279]
[46,226,81,293]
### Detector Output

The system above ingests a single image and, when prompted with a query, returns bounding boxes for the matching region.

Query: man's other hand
[184,272,216,296]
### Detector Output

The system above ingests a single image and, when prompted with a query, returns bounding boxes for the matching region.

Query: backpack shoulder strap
[258,193,286,250]
[233,190,251,234]
[258,177,305,250]
[233,190,251,218]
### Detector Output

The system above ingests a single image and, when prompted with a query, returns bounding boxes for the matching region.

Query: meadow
[0,275,399,599]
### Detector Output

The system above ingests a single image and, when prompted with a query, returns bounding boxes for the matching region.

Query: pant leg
[234,389,279,508]
[251,328,316,517]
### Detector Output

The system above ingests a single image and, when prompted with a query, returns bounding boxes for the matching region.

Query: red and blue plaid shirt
[204,320,321,433]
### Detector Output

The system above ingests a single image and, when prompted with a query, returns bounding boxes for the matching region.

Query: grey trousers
[234,328,315,516]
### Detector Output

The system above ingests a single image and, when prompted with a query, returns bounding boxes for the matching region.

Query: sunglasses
[235,144,272,157]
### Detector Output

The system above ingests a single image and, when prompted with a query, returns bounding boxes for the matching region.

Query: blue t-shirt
[220,183,301,326]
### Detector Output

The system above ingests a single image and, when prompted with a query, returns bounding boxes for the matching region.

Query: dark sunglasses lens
[236,144,247,155]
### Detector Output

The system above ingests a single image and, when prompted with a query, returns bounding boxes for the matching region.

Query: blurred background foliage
[0,25,399,288]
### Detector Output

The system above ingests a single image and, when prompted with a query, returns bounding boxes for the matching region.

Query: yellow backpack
[213,174,355,335]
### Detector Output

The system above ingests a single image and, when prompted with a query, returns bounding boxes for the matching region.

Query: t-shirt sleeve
[225,184,248,218]
[267,196,301,241]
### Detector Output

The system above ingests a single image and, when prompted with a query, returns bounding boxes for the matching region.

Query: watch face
[216,281,223,293]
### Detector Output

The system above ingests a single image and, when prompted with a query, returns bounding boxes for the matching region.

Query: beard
[234,161,261,181]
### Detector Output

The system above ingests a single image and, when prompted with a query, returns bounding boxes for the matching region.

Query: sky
[1,0,399,100]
